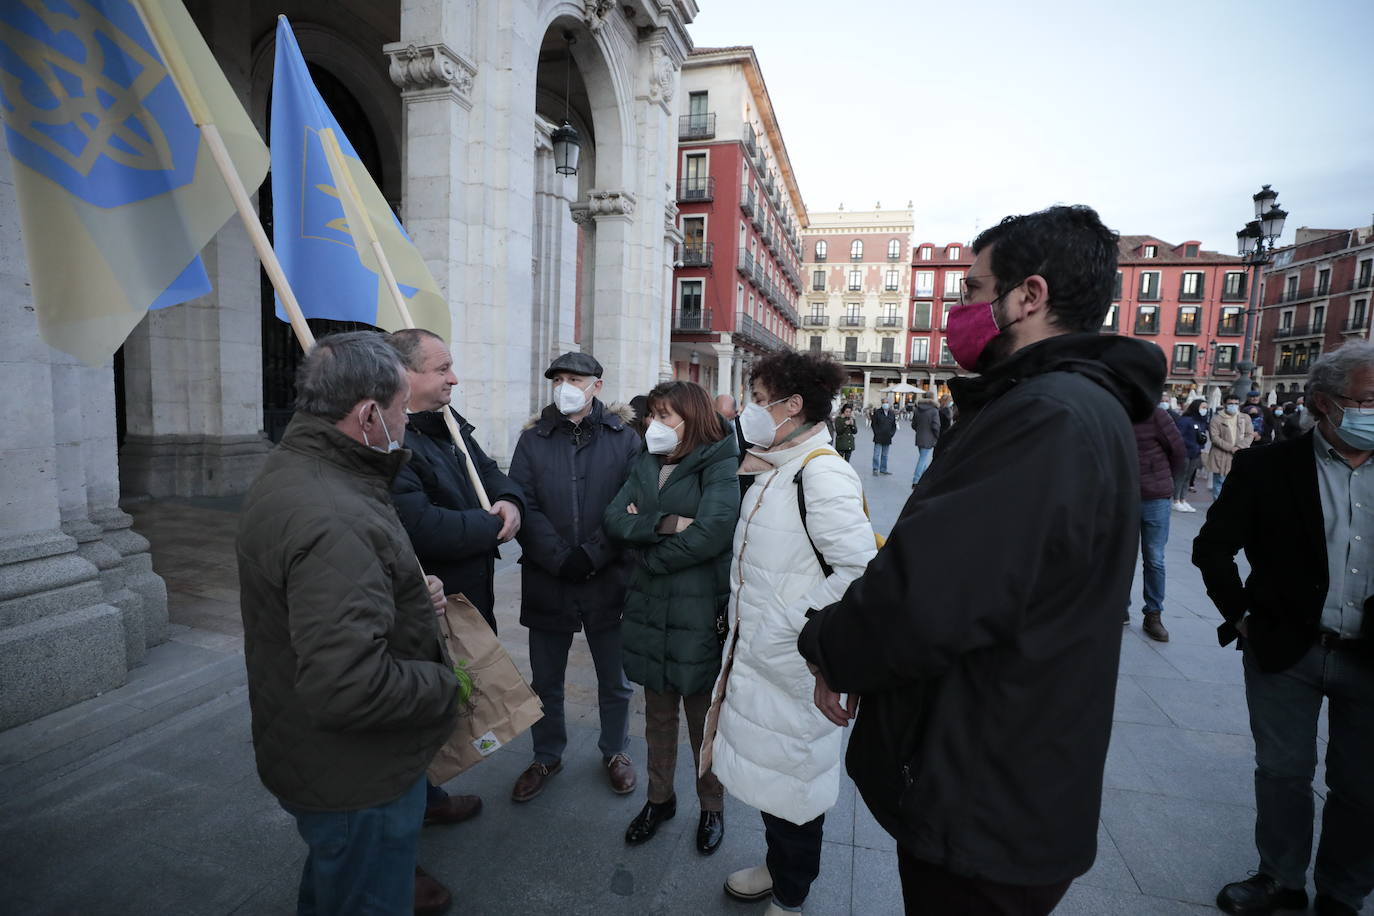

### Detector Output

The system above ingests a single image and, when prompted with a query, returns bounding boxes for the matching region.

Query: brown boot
[423,793,482,826]
[1143,611,1170,643]
[414,866,451,915]
[605,752,637,794]
[511,760,561,803]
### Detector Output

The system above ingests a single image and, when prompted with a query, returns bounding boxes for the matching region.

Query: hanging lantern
[552,121,581,176]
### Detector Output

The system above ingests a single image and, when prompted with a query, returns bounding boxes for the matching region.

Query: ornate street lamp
[1231,185,1289,398]
[552,32,581,176]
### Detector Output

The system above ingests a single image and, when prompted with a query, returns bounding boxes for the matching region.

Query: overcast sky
[686,0,1374,253]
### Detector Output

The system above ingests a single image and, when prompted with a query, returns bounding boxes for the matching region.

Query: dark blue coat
[509,399,642,632]
[392,408,525,630]
[1174,414,1208,460]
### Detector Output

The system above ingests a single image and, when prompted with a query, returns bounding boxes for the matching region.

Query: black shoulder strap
[794,462,834,578]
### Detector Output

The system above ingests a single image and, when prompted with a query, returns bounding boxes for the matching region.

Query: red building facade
[1107,236,1248,398]
[907,241,973,390]
[1257,226,1374,399]
[669,47,805,399]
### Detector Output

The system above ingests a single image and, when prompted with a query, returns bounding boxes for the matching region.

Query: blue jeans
[912,447,933,484]
[1212,471,1227,499]
[281,775,426,916]
[1139,498,1170,614]
[528,625,632,764]
[872,442,890,472]
[1244,642,1374,908]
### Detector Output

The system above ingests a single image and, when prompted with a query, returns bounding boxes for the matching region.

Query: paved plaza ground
[0,421,1355,915]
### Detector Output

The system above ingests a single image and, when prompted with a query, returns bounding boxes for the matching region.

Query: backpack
[793,447,886,577]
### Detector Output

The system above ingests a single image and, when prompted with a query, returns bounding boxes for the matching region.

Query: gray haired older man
[1195,340,1374,916]
[237,331,462,915]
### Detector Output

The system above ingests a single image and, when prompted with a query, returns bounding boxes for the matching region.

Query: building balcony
[1342,317,1369,334]
[803,315,829,327]
[676,177,714,203]
[1274,323,1324,340]
[814,253,827,262]
[676,242,713,268]
[743,123,757,157]
[1138,291,1162,303]
[839,315,866,328]
[1171,362,1197,375]
[850,253,863,261]
[872,351,901,365]
[846,285,863,293]
[1215,322,1244,337]
[875,316,905,330]
[1175,324,1201,336]
[672,308,713,333]
[1356,275,1373,290]
[678,112,716,141]
[832,350,866,363]
[888,252,903,261]
[739,188,755,217]
[1134,323,1160,335]
[938,353,959,367]
[1221,290,1248,302]
[736,248,754,277]
[751,209,764,231]
[1178,292,1204,302]
[907,357,931,368]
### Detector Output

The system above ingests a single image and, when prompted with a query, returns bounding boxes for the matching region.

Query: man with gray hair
[237,331,462,915]
[1195,340,1374,916]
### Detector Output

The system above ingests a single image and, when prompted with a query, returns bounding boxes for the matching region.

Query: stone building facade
[800,208,915,405]
[0,0,695,727]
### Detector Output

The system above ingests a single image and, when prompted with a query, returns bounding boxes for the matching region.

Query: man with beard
[798,206,1164,914]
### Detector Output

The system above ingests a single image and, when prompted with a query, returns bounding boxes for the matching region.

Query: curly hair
[972,204,1119,333]
[749,351,846,423]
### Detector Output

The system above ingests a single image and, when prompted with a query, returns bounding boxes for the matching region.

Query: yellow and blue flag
[270,17,448,339]
[0,0,268,365]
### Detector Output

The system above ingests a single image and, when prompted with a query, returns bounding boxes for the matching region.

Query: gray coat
[509,399,642,632]
[913,402,942,449]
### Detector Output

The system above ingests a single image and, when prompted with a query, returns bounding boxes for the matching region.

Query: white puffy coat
[701,424,878,825]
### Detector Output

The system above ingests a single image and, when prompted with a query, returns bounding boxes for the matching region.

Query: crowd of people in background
[233,203,1370,916]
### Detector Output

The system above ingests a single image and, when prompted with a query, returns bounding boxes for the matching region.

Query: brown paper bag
[427,593,543,783]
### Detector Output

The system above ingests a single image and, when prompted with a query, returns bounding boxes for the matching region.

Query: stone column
[577,190,640,400]
[529,118,579,416]
[119,2,268,498]
[863,369,873,406]
[712,343,735,399]
[0,136,128,729]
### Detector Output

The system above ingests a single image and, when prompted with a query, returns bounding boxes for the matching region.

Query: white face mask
[645,419,682,455]
[554,381,590,415]
[1159,401,1172,412]
[359,403,402,453]
[740,397,790,448]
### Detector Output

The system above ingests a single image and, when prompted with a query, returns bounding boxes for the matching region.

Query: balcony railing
[677,177,714,202]
[1171,362,1197,374]
[1178,290,1204,302]
[1175,323,1201,336]
[814,252,827,262]
[839,315,866,328]
[1343,317,1368,333]
[1357,275,1373,290]
[677,242,713,268]
[873,350,900,364]
[737,248,754,277]
[938,353,959,367]
[1138,289,1162,302]
[907,356,930,368]
[672,308,713,332]
[1221,289,1248,302]
[876,316,905,329]
[1134,321,1160,335]
[1274,323,1323,340]
[1216,317,1244,336]
[850,252,863,261]
[834,350,867,363]
[751,208,764,231]
[743,123,757,156]
[803,315,829,327]
[678,112,716,141]
[888,252,903,261]
[739,188,754,217]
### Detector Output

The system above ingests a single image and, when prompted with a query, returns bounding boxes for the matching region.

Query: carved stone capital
[572,189,638,223]
[383,41,476,108]
[647,44,678,107]
[583,0,615,33]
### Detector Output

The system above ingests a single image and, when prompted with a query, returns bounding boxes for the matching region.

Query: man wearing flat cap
[507,352,644,802]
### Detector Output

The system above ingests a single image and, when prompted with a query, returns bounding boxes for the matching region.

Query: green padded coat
[603,426,741,696]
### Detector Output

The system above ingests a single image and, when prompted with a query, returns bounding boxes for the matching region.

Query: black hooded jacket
[798,333,1164,887]
[391,408,525,630]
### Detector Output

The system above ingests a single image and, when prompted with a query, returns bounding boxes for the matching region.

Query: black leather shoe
[1216,874,1308,914]
[696,810,724,855]
[1314,894,1358,916]
[625,796,676,845]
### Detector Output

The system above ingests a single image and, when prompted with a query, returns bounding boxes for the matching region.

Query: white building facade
[0,0,696,727]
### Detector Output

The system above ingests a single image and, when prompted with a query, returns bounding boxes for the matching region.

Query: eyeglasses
[1335,392,1374,413]
[958,274,998,306]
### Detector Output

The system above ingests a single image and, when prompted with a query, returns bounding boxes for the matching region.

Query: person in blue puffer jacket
[1172,400,1209,512]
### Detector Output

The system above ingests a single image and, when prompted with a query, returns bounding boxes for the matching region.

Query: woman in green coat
[604,380,740,855]
[834,403,858,462]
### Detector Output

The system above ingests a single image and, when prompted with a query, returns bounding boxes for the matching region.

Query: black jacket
[509,399,642,632]
[913,402,941,449]
[872,407,898,445]
[391,408,526,631]
[1192,431,1359,672]
[798,333,1163,886]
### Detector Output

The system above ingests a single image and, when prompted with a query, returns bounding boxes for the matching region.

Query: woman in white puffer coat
[700,352,877,915]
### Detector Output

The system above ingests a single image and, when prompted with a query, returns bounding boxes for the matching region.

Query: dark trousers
[643,688,723,810]
[762,811,825,909]
[281,776,426,916]
[528,624,632,764]
[897,847,1072,915]
[1244,641,1374,909]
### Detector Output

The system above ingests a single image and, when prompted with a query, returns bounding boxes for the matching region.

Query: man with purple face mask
[798,206,1166,914]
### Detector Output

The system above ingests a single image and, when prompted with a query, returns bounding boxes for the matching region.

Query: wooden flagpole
[319,131,493,511]
[131,0,316,353]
